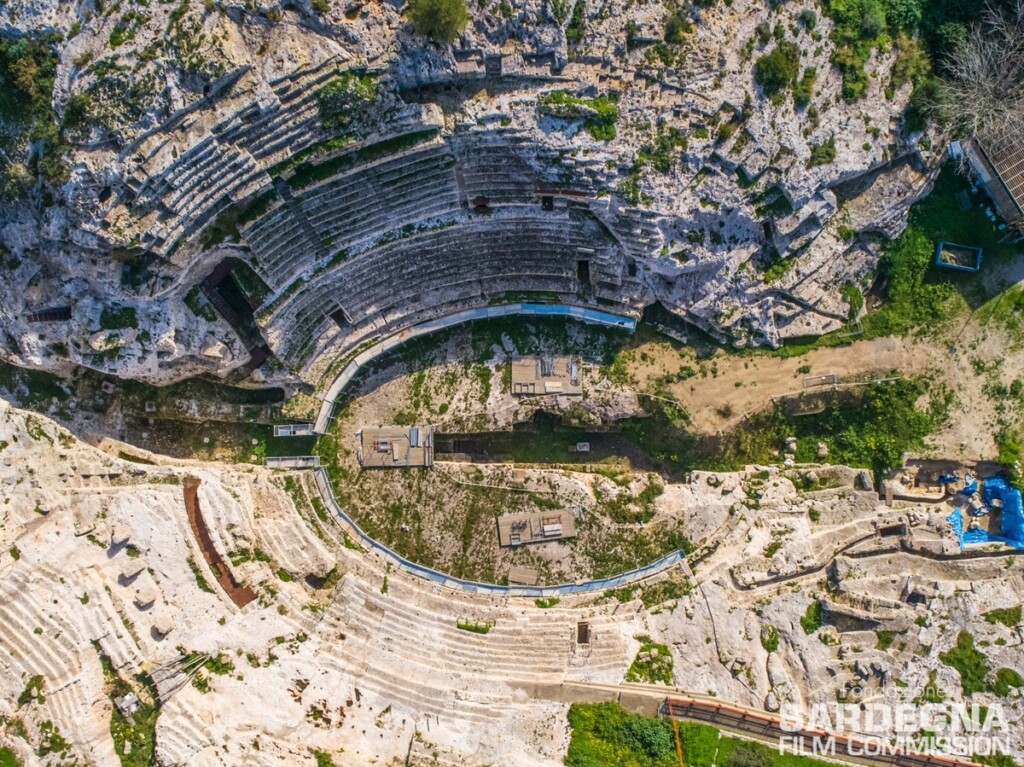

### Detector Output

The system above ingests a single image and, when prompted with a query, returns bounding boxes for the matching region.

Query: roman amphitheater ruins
[1,0,1024,765]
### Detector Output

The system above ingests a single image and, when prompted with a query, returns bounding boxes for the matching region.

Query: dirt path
[627,324,1020,461]
[628,336,940,432]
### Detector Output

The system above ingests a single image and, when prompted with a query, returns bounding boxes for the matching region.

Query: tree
[406,0,470,44]
[938,0,1024,140]
[886,0,923,30]
[664,10,693,44]
[617,717,674,760]
[754,41,800,98]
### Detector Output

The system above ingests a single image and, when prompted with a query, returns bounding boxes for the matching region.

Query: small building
[510,355,583,396]
[273,423,314,437]
[264,455,321,469]
[963,134,1024,234]
[497,510,577,547]
[113,692,140,718]
[358,426,434,469]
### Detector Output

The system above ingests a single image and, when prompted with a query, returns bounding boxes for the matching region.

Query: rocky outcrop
[0,0,937,386]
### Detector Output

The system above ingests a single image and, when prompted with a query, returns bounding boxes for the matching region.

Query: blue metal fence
[313,468,685,597]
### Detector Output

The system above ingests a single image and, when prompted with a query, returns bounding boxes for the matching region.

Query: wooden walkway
[183,476,256,607]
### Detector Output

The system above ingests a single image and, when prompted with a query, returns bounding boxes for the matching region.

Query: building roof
[969,135,1024,224]
[358,426,434,469]
[497,510,577,547]
[510,355,583,396]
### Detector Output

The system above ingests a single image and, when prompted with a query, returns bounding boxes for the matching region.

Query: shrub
[754,41,800,99]
[99,305,138,330]
[793,67,816,106]
[903,75,941,132]
[890,33,930,90]
[664,11,693,44]
[992,668,1024,697]
[761,624,780,652]
[807,136,836,167]
[800,600,823,634]
[310,750,336,767]
[644,126,687,172]
[456,619,490,634]
[824,0,891,100]
[983,606,1021,627]
[886,0,922,31]
[406,0,470,44]
[565,0,586,44]
[840,282,864,320]
[0,34,70,196]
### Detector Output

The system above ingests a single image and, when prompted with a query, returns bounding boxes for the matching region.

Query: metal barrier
[313,468,685,597]
[313,303,638,433]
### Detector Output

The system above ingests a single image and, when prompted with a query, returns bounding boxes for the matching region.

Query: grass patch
[538,90,619,141]
[983,606,1021,628]
[456,619,491,634]
[608,578,692,609]
[16,675,44,707]
[186,555,215,594]
[771,162,1019,356]
[317,70,378,132]
[876,629,904,651]
[624,635,674,685]
[939,631,988,696]
[200,189,277,248]
[628,376,946,480]
[535,597,561,608]
[566,703,844,767]
[566,702,677,767]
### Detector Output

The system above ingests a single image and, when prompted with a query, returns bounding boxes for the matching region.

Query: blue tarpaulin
[949,477,1024,551]
[986,476,1024,547]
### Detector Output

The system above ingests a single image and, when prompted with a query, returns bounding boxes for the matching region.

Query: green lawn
[0,747,22,767]
[909,162,1020,267]
[565,703,845,767]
